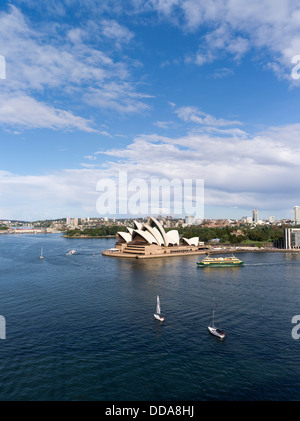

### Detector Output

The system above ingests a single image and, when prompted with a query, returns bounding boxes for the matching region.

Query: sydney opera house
[102,217,207,259]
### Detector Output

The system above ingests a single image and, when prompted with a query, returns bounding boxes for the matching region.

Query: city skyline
[1,208,298,225]
[1,1,300,221]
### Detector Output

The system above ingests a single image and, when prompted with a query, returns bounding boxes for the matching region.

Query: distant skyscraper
[185,215,195,225]
[252,209,258,223]
[294,206,300,225]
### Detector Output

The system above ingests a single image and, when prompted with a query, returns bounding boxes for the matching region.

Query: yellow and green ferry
[197,254,244,267]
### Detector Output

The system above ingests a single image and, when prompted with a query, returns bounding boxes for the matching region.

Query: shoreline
[62,235,116,238]
[102,246,299,259]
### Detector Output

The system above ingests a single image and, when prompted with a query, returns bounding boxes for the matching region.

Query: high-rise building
[252,209,258,223]
[185,215,195,225]
[294,206,300,225]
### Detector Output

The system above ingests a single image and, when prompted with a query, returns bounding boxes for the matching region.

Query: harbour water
[0,233,300,401]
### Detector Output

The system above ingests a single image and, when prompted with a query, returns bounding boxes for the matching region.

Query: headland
[102,217,298,259]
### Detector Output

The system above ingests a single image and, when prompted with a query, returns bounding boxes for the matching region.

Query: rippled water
[0,234,300,401]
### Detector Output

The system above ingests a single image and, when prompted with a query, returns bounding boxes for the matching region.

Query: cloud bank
[1,109,299,220]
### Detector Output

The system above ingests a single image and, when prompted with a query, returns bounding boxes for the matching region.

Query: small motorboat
[67,249,76,255]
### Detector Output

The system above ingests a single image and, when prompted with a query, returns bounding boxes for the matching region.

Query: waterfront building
[284,228,300,249]
[103,217,206,258]
[12,228,44,234]
[294,206,300,225]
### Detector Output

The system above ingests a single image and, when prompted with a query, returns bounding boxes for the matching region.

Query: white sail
[154,295,164,321]
[208,304,225,339]
[156,295,161,315]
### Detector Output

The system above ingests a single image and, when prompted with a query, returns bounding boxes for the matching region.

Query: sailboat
[40,247,44,259]
[153,295,165,321]
[208,305,225,339]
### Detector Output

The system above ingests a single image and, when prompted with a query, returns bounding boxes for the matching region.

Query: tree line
[177,224,288,244]
[64,223,290,246]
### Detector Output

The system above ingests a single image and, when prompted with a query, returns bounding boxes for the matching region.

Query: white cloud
[15,0,300,87]
[95,118,300,214]
[0,93,96,132]
[0,168,109,220]
[84,156,97,160]
[211,67,234,79]
[83,83,152,114]
[0,8,127,91]
[1,117,299,219]
[100,131,113,137]
[100,19,134,47]
[153,121,174,128]
[147,0,300,81]
[175,106,242,127]
[0,5,150,131]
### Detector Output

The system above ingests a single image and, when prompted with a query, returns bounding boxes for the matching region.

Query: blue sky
[1,0,300,221]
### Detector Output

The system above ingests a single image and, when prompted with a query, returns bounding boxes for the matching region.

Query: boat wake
[243,262,296,267]
[243,263,271,266]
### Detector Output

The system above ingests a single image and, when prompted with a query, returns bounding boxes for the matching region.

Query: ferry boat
[197,254,243,267]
